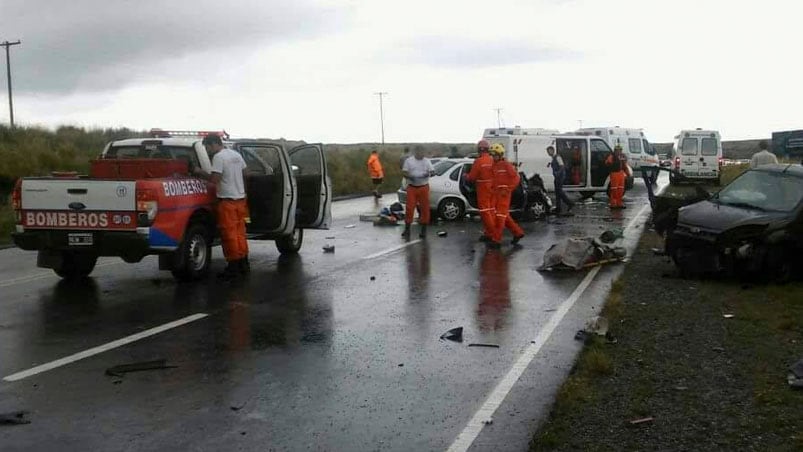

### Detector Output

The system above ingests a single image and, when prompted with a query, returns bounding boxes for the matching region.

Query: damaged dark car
[667,164,803,281]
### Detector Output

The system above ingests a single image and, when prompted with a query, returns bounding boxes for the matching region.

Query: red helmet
[477,139,490,152]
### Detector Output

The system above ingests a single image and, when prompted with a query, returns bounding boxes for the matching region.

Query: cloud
[0,0,351,94]
[390,36,582,69]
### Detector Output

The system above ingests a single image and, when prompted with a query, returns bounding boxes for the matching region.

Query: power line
[374,92,388,145]
[2,40,21,127]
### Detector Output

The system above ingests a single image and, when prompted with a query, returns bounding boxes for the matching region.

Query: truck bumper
[12,229,153,262]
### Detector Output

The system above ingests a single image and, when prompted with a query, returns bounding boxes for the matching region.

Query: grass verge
[531,232,803,451]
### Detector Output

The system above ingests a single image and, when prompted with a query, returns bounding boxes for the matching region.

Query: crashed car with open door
[229,141,332,255]
[666,164,803,281]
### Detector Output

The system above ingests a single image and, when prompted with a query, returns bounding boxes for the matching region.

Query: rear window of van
[681,138,698,156]
[701,138,718,156]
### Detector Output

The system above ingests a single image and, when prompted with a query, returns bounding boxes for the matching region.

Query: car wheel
[276,228,304,254]
[171,223,212,281]
[54,251,98,280]
[528,200,546,220]
[438,198,465,221]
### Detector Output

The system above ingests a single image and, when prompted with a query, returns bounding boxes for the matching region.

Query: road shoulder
[530,232,803,451]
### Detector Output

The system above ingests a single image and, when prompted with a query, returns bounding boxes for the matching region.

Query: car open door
[233,143,295,236]
[288,143,332,229]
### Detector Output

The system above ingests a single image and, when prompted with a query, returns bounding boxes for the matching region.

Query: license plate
[68,233,93,246]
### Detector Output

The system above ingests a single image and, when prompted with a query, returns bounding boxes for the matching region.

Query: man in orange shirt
[367,150,384,198]
[465,140,496,242]
[488,143,524,248]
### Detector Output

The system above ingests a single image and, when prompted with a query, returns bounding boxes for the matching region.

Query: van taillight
[718,157,724,168]
[674,157,680,169]
[136,188,158,226]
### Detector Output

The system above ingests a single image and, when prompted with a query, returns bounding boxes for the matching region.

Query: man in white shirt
[195,134,249,279]
[402,146,435,238]
[750,140,779,169]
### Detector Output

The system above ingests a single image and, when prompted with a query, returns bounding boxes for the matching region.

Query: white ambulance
[670,129,723,184]
[482,127,620,198]
[576,127,659,188]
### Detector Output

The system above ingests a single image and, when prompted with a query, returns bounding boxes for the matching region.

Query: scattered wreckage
[539,229,627,271]
[657,164,803,281]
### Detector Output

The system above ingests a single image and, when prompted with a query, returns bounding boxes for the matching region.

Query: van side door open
[288,143,332,229]
[590,139,613,187]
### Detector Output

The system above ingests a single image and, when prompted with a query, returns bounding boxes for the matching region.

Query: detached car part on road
[666,164,803,281]
[11,130,332,281]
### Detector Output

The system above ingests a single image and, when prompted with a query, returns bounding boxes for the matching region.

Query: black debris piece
[397,363,404,367]
[322,245,335,253]
[105,359,177,377]
[437,231,448,237]
[370,276,376,281]
[574,330,590,342]
[440,327,463,342]
[0,411,30,425]
[468,343,500,348]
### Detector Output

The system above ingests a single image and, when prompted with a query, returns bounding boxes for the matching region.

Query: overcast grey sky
[1,0,801,143]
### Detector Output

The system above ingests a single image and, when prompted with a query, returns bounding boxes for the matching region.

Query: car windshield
[717,170,803,212]
[433,160,458,176]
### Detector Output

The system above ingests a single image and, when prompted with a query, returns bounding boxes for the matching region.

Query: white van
[576,127,659,187]
[483,128,620,198]
[671,129,723,184]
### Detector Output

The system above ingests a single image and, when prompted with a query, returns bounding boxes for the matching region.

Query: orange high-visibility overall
[466,153,496,237]
[367,153,384,179]
[405,184,431,225]
[491,159,524,243]
[217,199,249,262]
[605,152,627,208]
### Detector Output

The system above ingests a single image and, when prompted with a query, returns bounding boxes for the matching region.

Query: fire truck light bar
[149,128,230,139]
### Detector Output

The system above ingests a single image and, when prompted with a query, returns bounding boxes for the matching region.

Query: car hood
[678,200,790,232]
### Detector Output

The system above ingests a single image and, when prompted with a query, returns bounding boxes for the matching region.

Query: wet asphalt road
[0,180,659,452]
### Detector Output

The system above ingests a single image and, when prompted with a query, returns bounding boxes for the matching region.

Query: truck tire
[54,251,98,280]
[171,223,212,281]
[276,228,303,255]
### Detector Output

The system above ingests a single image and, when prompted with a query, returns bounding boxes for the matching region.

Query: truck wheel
[276,228,303,254]
[54,252,98,280]
[438,198,465,221]
[171,223,211,281]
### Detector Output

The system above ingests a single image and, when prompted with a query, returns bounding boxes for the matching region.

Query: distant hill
[654,139,768,160]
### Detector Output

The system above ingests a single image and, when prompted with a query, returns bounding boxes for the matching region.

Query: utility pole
[493,108,504,128]
[2,40,21,127]
[374,91,387,145]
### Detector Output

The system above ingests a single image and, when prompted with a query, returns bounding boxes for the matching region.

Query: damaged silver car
[667,164,803,281]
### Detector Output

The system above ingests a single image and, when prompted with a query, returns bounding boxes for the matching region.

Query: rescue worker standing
[605,144,628,209]
[195,134,249,279]
[547,146,575,215]
[402,146,435,239]
[465,140,496,242]
[489,143,524,248]
[367,150,384,198]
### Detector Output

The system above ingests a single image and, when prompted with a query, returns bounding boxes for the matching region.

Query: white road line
[3,313,208,382]
[447,203,651,452]
[362,240,421,260]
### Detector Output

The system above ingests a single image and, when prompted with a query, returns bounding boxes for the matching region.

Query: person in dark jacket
[547,146,575,215]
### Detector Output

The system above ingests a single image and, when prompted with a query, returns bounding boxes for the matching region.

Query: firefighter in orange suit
[465,140,496,242]
[488,143,524,248]
[367,150,384,198]
[196,134,249,280]
[605,144,628,209]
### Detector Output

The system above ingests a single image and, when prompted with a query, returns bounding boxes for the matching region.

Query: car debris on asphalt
[439,327,463,342]
[0,411,31,426]
[322,245,335,253]
[344,224,356,229]
[789,359,803,390]
[105,359,177,377]
[468,343,500,348]
[437,231,447,237]
[539,230,627,271]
